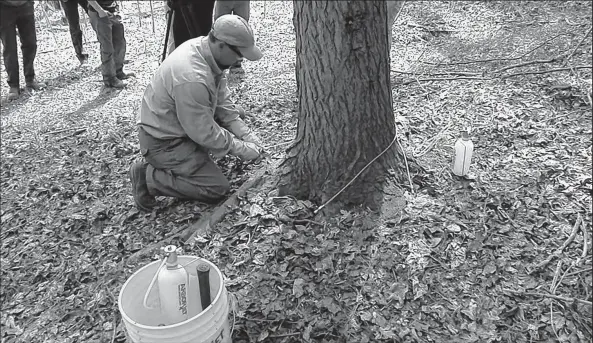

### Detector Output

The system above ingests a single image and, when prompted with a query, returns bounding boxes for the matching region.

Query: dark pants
[88,10,126,80]
[0,2,37,88]
[62,0,89,59]
[138,127,230,203]
[213,0,250,21]
[172,0,215,48]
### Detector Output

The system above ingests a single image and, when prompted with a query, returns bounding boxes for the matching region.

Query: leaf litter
[1,1,591,343]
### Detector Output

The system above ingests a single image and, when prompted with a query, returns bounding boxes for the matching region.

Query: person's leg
[62,0,86,62]
[138,129,230,203]
[15,2,42,89]
[88,11,120,87]
[190,0,215,37]
[232,0,250,21]
[0,6,20,92]
[213,0,234,22]
[172,7,191,47]
[110,14,130,78]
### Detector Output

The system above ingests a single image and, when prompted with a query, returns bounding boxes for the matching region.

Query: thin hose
[143,257,167,310]
[142,256,202,309]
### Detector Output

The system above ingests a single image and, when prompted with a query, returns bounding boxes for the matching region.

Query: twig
[502,65,592,79]
[566,25,592,61]
[263,141,292,150]
[55,128,87,141]
[136,0,142,27]
[532,215,583,272]
[577,219,589,267]
[268,332,301,339]
[109,314,117,343]
[503,288,592,306]
[393,69,480,77]
[412,122,451,157]
[493,56,565,74]
[149,0,156,33]
[419,32,569,66]
[396,137,414,193]
[565,267,593,277]
[314,133,398,214]
[45,126,87,135]
[401,76,486,85]
[39,1,61,50]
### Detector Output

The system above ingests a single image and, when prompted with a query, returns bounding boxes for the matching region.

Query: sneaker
[7,87,19,101]
[129,162,157,211]
[78,53,89,65]
[116,71,135,80]
[25,79,46,91]
[104,77,126,89]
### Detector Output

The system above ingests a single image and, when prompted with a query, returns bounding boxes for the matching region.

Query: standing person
[60,0,90,65]
[169,0,216,50]
[213,1,251,68]
[87,0,134,89]
[0,0,46,101]
[130,15,263,211]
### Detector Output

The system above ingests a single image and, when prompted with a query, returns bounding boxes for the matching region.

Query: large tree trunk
[278,1,402,212]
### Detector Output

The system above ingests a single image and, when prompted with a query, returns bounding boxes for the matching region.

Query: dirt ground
[1,1,591,342]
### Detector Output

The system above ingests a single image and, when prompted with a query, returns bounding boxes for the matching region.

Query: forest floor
[1,1,592,343]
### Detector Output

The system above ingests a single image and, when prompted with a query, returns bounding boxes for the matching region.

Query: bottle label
[178,283,188,315]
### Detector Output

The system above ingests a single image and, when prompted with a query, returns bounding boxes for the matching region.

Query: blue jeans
[0,2,37,88]
[62,0,89,60]
[88,10,126,80]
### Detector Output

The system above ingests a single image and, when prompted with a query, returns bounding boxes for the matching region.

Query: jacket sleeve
[214,79,251,139]
[173,82,237,158]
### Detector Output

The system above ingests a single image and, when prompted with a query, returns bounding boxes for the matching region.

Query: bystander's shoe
[7,87,20,101]
[116,71,135,80]
[104,77,126,89]
[129,162,157,211]
[25,79,47,91]
[78,53,89,65]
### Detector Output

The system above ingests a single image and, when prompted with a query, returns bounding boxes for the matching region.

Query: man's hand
[241,132,263,146]
[230,139,260,161]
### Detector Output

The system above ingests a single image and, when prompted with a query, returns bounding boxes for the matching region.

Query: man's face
[217,42,243,69]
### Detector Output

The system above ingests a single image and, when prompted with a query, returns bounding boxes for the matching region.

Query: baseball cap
[211,14,263,61]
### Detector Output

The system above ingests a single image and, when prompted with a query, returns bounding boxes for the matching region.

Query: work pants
[62,0,89,60]
[138,127,230,203]
[214,0,250,22]
[172,0,216,48]
[0,2,37,88]
[88,10,126,81]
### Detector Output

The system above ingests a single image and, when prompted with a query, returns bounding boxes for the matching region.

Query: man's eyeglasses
[226,43,243,58]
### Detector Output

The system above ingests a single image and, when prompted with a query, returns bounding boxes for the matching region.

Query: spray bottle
[452,130,474,177]
[157,245,189,324]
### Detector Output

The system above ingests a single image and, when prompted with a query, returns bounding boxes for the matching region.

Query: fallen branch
[393,69,481,77]
[182,164,271,243]
[503,288,592,306]
[502,65,592,79]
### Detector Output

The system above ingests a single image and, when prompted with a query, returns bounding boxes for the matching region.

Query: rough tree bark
[278,1,404,212]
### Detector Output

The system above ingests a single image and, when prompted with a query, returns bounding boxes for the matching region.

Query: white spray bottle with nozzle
[157,245,189,325]
[453,130,474,177]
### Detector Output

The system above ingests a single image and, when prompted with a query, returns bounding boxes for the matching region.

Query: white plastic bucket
[118,256,231,343]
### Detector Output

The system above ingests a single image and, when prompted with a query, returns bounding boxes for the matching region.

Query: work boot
[25,79,47,91]
[104,77,126,89]
[7,87,20,101]
[129,162,157,211]
[116,71,135,80]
